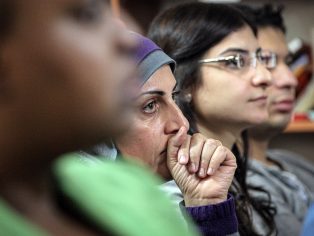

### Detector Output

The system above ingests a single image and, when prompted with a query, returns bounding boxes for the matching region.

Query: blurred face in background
[1,0,136,154]
[257,26,298,130]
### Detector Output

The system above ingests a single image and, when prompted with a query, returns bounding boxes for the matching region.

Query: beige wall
[282,1,314,43]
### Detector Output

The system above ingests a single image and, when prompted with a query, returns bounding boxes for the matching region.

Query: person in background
[237,4,314,236]
[148,2,277,235]
[0,1,198,235]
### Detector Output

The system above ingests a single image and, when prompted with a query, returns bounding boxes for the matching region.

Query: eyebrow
[219,47,263,56]
[135,90,165,101]
[136,83,178,99]
[139,90,165,97]
[219,48,249,56]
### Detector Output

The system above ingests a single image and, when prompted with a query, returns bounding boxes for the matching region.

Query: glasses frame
[198,49,277,70]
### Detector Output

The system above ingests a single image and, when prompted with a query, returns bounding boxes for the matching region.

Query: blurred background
[112,0,314,162]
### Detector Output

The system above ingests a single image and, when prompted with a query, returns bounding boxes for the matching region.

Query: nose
[252,61,272,89]
[273,63,298,89]
[164,101,190,135]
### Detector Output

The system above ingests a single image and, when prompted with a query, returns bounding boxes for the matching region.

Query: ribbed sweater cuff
[181,194,238,236]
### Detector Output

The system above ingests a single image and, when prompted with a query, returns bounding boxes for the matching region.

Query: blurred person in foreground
[0,0,197,235]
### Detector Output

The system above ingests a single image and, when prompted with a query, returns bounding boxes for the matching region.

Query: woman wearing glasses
[148,2,277,235]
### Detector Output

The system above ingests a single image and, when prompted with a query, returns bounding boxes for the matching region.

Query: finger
[198,139,220,178]
[187,133,205,174]
[167,126,187,167]
[207,146,228,175]
[177,135,191,165]
[223,149,237,168]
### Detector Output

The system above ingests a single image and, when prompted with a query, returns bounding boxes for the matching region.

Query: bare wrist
[184,196,227,207]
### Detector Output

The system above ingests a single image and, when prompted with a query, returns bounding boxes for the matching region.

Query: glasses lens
[259,50,277,69]
[236,54,246,69]
[285,54,294,66]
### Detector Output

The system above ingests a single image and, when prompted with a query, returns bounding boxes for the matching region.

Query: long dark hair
[148,2,276,235]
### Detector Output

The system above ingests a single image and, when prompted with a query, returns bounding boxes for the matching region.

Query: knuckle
[200,160,208,168]
[205,139,217,147]
[192,133,205,141]
[215,139,222,146]
[218,146,227,153]
[189,149,199,161]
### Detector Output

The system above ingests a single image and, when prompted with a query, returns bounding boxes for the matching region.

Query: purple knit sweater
[181,194,238,236]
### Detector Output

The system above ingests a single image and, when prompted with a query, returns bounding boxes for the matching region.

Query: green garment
[0,198,47,236]
[0,154,197,236]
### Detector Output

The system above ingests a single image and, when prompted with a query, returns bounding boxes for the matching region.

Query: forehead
[205,25,258,56]
[140,65,176,93]
[257,27,288,57]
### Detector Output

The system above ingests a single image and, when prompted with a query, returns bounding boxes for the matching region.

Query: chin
[269,116,291,130]
[250,113,269,125]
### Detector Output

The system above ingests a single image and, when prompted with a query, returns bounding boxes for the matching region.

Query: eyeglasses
[198,49,277,70]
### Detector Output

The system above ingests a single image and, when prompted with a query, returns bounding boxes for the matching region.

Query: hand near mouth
[167,127,237,207]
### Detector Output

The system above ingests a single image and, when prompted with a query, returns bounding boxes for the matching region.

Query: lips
[248,95,268,103]
[272,99,295,112]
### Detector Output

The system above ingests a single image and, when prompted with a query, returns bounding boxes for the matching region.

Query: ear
[181,85,194,104]
[183,93,192,103]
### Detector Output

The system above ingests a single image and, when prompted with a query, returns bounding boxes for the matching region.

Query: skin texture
[116,65,237,206]
[0,0,136,234]
[248,26,298,166]
[193,26,272,149]
[117,65,190,180]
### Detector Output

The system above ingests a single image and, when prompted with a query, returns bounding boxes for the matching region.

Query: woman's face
[194,26,272,131]
[2,0,136,150]
[116,65,189,180]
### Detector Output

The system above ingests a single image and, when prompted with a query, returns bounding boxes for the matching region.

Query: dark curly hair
[148,2,277,235]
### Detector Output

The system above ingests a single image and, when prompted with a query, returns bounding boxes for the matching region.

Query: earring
[184,93,192,103]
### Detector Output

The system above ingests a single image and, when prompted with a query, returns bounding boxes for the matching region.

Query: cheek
[116,125,161,166]
[266,87,277,105]
[194,75,252,121]
[194,77,235,110]
[44,30,132,130]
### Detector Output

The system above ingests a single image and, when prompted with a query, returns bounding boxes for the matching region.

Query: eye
[259,51,277,69]
[224,55,242,69]
[142,100,159,114]
[69,0,105,24]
